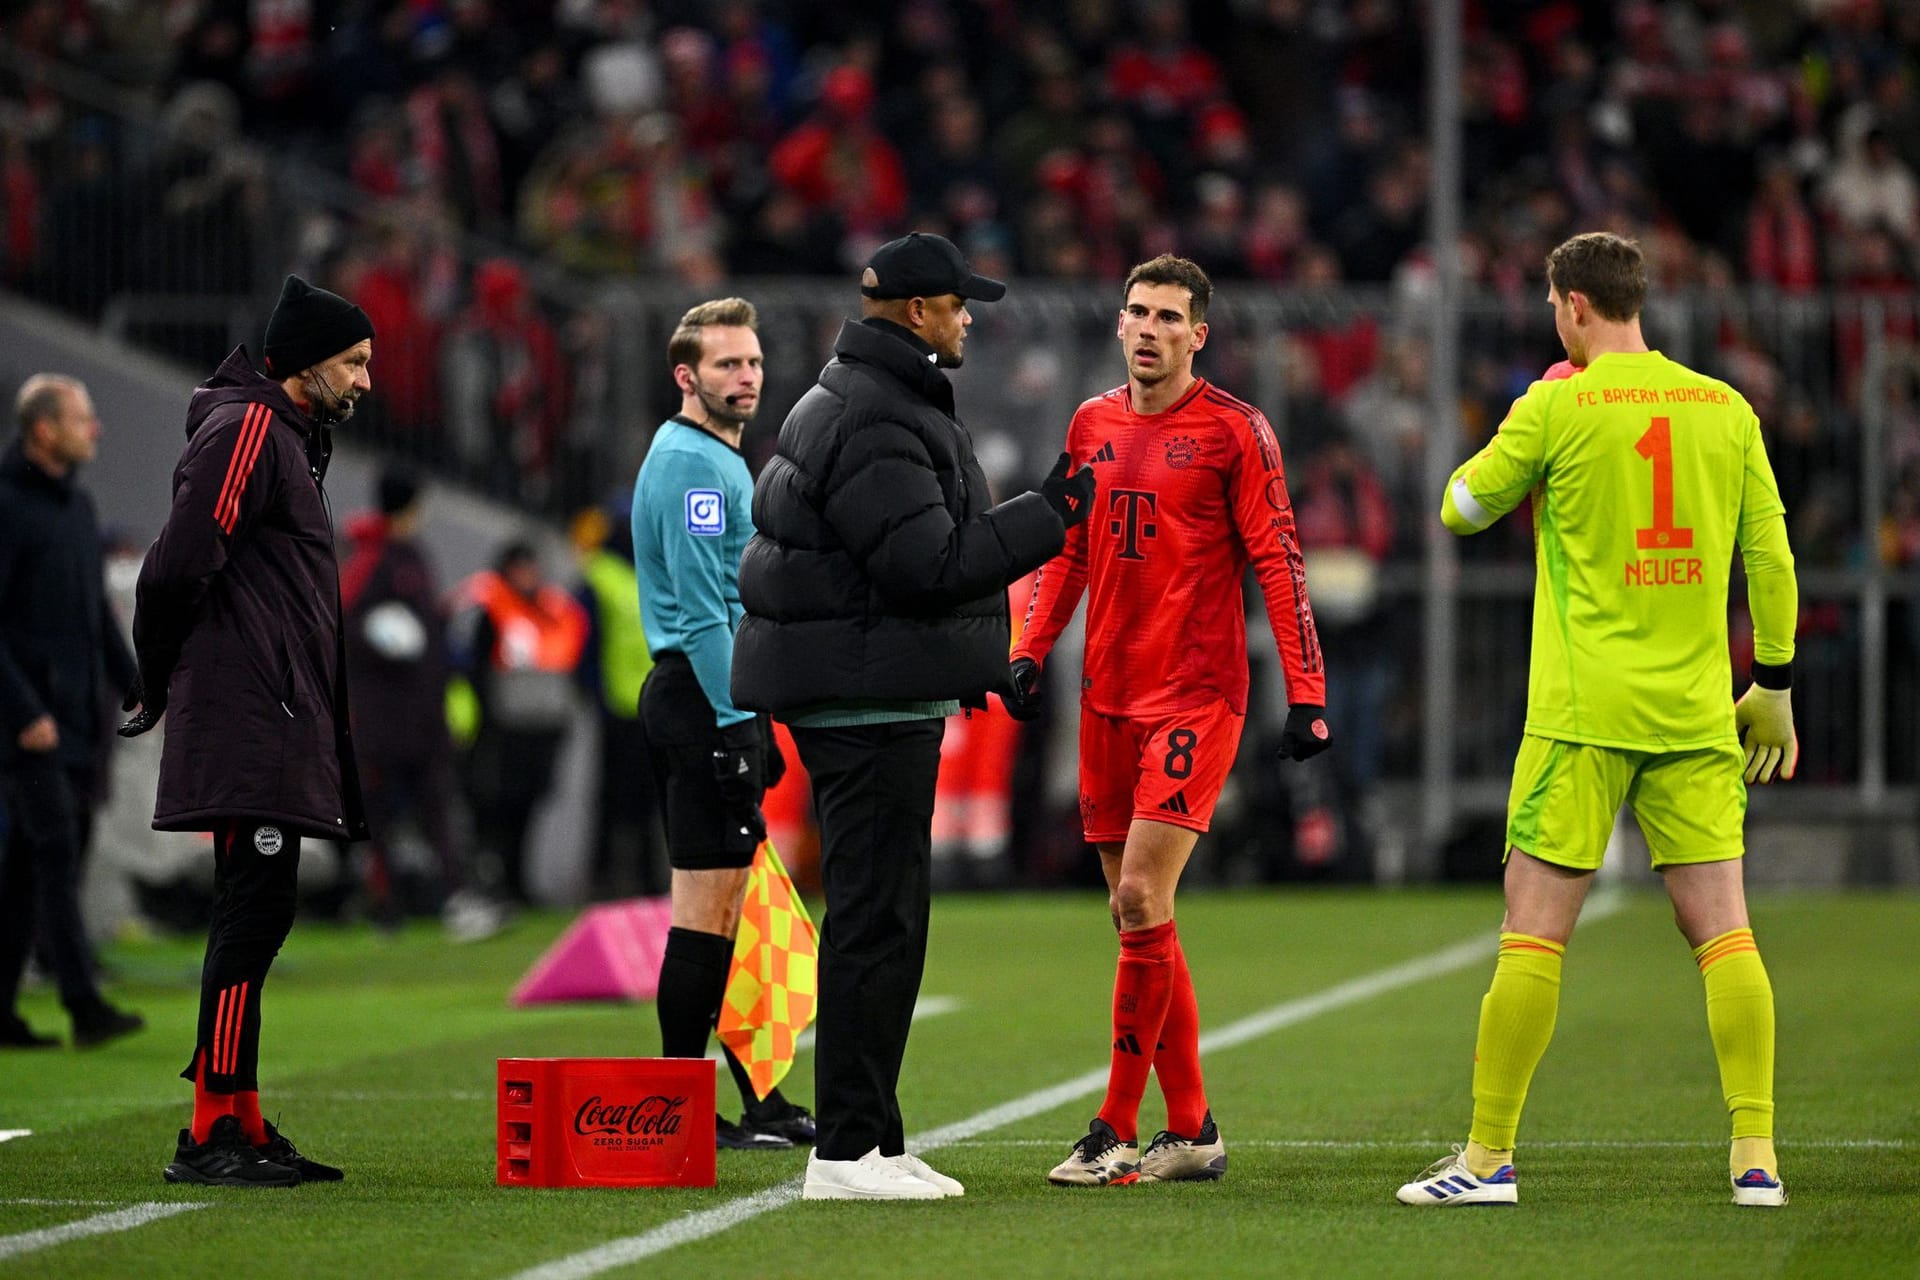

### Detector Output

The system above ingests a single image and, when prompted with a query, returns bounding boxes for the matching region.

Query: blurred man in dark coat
[0,374,145,1050]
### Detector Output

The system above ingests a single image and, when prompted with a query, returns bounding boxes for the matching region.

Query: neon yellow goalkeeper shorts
[1504,734,1748,871]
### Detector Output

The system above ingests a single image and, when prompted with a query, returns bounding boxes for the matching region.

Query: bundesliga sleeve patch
[685,489,725,536]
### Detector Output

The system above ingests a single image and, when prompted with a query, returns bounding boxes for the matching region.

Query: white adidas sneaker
[1395,1145,1519,1206]
[889,1151,964,1196]
[1731,1168,1788,1207]
[802,1147,945,1200]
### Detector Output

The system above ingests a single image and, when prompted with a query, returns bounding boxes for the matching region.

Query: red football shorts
[1077,700,1245,842]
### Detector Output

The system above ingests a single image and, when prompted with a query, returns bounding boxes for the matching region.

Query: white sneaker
[1731,1168,1787,1207]
[442,891,509,943]
[1395,1145,1518,1206]
[890,1151,963,1196]
[802,1147,944,1200]
[1138,1111,1227,1183]
[1047,1118,1140,1187]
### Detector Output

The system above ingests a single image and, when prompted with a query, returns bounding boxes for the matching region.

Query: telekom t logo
[1109,489,1158,561]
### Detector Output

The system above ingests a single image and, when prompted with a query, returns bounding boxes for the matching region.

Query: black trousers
[360,747,466,901]
[791,718,944,1161]
[467,727,564,903]
[180,819,302,1093]
[0,759,103,1015]
[595,710,666,896]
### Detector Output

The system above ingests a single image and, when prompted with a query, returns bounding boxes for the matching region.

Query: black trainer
[257,1120,344,1181]
[1,1014,60,1049]
[716,1114,792,1150]
[164,1115,300,1187]
[742,1098,817,1145]
[72,1003,145,1049]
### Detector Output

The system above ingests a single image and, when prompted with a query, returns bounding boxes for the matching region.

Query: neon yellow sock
[1694,928,1776,1173]
[1467,933,1565,1154]
[1463,1139,1513,1181]
[1731,1136,1777,1182]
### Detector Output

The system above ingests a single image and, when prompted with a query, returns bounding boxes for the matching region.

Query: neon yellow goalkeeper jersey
[1442,350,1792,752]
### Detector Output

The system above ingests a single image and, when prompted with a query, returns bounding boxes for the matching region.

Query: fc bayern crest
[1164,435,1197,469]
[254,826,285,856]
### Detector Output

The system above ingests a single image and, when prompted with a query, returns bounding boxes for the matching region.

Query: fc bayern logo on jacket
[1165,436,1198,470]
[254,826,284,856]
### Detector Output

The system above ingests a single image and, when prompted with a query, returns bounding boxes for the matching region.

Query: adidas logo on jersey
[1157,791,1190,816]
[1090,442,1116,463]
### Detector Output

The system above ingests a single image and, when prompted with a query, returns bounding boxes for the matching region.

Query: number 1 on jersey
[1634,417,1694,550]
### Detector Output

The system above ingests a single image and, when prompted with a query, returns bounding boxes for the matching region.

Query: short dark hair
[1123,254,1213,324]
[668,297,758,374]
[1546,232,1646,322]
[377,468,420,516]
[14,373,80,440]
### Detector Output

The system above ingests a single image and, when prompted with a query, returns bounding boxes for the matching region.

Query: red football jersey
[1013,378,1326,717]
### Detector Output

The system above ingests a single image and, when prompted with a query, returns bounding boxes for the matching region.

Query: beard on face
[306,370,358,425]
[694,377,758,428]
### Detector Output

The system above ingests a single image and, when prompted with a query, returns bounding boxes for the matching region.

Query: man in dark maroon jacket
[123,275,373,1187]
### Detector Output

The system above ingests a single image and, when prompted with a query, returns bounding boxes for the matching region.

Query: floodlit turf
[3,889,1916,1279]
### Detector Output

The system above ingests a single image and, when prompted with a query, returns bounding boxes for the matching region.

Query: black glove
[117,673,165,738]
[1039,452,1096,528]
[714,720,768,851]
[1004,657,1043,721]
[759,713,787,788]
[1277,704,1331,761]
[714,720,766,796]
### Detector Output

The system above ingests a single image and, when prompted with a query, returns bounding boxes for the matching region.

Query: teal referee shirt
[631,416,755,729]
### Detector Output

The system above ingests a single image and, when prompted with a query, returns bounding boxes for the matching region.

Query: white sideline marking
[941,1137,1911,1150]
[0,1130,30,1144]
[505,901,1621,1280]
[286,1091,490,1103]
[0,1203,208,1262]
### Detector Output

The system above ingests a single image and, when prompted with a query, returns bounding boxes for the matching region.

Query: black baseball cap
[860,232,1006,302]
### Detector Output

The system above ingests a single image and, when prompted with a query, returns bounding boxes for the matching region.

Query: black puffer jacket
[732,318,1065,714]
[132,347,367,840]
[0,443,137,770]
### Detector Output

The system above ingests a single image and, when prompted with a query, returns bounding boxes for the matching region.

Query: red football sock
[1096,921,1177,1141]
[233,1090,266,1146]
[1153,930,1209,1136]
[190,1051,234,1144]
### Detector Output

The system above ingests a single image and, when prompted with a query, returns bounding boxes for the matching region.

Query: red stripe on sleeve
[215,405,272,534]
[212,405,262,530]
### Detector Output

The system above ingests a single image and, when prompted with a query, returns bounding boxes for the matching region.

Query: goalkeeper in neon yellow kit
[1396,232,1798,1209]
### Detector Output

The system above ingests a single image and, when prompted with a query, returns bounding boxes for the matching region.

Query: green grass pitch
[3,889,1916,1278]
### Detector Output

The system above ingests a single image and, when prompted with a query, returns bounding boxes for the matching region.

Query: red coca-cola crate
[497,1057,716,1188]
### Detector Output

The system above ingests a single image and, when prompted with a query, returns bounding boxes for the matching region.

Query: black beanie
[262,274,375,377]
[376,468,420,516]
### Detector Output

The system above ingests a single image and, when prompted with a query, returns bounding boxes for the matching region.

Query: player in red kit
[1008,255,1332,1186]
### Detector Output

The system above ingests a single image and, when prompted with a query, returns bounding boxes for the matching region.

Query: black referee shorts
[639,654,759,871]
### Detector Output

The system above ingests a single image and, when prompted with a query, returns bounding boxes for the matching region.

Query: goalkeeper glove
[1277,704,1331,761]
[1004,657,1042,721]
[1734,664,1797,784]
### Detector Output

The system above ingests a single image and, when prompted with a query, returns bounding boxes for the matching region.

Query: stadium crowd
[0,0,1914,890]
[0,1,1912,546]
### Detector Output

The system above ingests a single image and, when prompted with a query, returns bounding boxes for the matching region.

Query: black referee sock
[657,926,731,1061]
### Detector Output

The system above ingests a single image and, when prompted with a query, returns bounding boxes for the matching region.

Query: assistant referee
[631,298,813,1149]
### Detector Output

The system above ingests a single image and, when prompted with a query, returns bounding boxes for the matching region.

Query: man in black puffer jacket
[733,233,1095,1200]
[125,275,372,1188]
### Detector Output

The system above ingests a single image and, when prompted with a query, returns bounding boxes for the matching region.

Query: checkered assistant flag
[716,840,818,1100]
